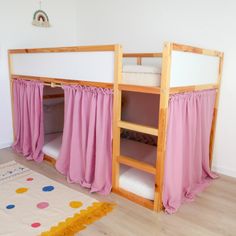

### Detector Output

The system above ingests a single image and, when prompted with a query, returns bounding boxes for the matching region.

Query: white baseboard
[212,165,236,178]
[0,142,12,150]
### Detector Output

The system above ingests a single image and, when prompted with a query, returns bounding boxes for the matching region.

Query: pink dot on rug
[31,222,41,228]
[37,202,49,209]
[27,178,34,181]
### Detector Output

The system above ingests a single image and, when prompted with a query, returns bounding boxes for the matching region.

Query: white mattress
[42,133,62,159]
[120,139,156,200]
[42,134,156,200]
[122,65,161,87]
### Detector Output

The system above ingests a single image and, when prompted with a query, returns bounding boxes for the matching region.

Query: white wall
[0,0,78,148]
[76,0,236,177]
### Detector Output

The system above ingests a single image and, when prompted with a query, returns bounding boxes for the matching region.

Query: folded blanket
[123,64,161,74]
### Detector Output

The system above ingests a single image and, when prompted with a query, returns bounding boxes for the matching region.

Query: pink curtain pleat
[56,86,113,195]
[163,89,218,214]
[12,79,44,162]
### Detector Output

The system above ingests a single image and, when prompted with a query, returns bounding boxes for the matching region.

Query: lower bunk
[43,134,156,201]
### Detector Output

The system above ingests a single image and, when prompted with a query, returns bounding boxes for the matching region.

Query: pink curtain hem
[12,146,44,163]
[55,167,112,195]
[66,177,112,195]
[164,176,218,214]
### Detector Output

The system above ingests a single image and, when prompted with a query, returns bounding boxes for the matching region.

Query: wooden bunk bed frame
[8,42,224,212]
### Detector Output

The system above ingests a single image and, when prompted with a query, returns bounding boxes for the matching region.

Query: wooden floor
[0,148,236,236]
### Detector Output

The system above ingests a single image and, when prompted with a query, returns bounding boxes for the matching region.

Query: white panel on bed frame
[12,52,115,83]
[170,51,219,87]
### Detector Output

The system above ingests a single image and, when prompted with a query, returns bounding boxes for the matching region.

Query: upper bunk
[8,42,224,95]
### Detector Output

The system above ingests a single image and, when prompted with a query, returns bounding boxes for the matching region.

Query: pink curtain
[12,79,44,162]
[56,86,113,195]
[163,89,218,214]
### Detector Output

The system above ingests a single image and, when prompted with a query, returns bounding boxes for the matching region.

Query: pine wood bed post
[209,52,224,167]
[154,42,172,211]
[112,44,123,190]
[8,51,15,141]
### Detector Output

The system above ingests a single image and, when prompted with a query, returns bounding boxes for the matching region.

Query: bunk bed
[8,43,224,213]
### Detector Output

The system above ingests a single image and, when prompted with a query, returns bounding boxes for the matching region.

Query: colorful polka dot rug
[0,161,115,236]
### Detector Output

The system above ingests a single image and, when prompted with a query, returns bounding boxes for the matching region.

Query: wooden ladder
[112,44,171,211]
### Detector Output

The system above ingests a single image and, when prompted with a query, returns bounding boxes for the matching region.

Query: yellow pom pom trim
[40,202,116,236]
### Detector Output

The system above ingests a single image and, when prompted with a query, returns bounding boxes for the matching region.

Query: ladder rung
[118,155,156,175]
[118,84,161,94]
[118,121,158,136]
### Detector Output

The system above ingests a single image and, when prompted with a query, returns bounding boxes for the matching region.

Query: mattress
[42,133,63,159]
[122,65,161,87]
[120,139,156,200]
[42,134,156,200]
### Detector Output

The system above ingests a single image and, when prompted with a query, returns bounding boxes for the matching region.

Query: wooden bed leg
[112,45,123,191]
[8,51,15,142]
[154,42,172,211]
[209,53,224,168]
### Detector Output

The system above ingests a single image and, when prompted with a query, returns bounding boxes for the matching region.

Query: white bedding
[43,134,156,200]
[120,139,156,200]
[42,133,62,159]
[122,65,161,87]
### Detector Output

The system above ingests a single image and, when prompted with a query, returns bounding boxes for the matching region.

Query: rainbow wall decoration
[32,10,50,28]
